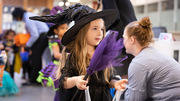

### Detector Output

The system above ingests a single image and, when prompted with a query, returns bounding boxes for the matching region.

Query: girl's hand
[114,79,128,91]
[0,43,4,50]
[5,47,13,51]
[75,76,88,90]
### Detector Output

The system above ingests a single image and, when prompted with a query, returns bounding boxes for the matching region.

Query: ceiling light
[65,2,70,6]
[58,2,64,6]
[68,0,80,3]
[11,7,15,12]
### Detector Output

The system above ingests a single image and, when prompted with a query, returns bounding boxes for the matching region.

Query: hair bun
[139,16,151,28]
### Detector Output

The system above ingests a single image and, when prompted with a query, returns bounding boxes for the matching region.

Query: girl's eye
[92,28,97,30]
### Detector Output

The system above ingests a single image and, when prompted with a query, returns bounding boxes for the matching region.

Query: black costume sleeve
[59,54,79,90]
[12,44,19,53]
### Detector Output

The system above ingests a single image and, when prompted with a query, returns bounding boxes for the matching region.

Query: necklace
[140,46,148,53]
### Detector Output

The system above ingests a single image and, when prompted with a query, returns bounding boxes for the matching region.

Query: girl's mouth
[95,38,101,41]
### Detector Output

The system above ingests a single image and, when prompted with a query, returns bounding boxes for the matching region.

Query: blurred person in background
[0,49,19,96]
[42,8,51,28]
[12,7,49,84]
[102,0,137,79]
[42,8,51,16]
[2,29,19,78]
[33,6,67,101]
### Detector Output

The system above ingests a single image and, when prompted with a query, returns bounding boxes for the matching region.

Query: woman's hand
[75,76,88,90]
[114,79,128,91]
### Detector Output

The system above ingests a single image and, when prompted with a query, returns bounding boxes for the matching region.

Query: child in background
[2,29,19,78]
[20,47,31,80]
[0,50,6,87]
[14,33,31,81]
[35,6,68,101]
[36,23,68,88]
[0,50,19,96]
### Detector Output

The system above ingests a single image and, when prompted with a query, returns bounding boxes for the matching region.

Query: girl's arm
[110,79,128,91]
[52,44,61,59]
[64,76,88,90]
[12,44,19,53]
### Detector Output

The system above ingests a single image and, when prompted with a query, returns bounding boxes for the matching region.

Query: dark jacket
[102,0,136,76]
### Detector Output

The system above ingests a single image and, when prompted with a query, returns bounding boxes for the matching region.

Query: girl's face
[123,28,133,54]
[6,32,15,41]
[86,19,104,47]
[54,23,68,39]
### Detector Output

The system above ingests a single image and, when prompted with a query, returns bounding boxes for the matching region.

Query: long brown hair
[56,19,113,83]
[126,16,154,47]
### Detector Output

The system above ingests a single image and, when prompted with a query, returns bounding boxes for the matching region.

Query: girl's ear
[54,29,58,34]
[130,36,135,44]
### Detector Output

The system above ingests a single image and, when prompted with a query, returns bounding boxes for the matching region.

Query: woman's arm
[64,76,88,90]
[124,62,148,101]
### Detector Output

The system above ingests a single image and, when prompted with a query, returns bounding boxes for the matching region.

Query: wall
[151,41,180,63]
[132,0,180,32]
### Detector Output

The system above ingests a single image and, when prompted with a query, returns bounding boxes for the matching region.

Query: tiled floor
[0,85,55,101]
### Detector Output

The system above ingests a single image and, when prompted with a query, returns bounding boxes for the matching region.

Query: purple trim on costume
[51,39,61,46]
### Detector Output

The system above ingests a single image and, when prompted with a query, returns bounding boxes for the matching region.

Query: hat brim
[62,9,119,46]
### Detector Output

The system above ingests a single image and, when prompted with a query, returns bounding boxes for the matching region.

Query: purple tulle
[86,30,126,75]
[53,79,59,90]
[54,90,60,101]
[40,62,58,87]
[41,62,56,78]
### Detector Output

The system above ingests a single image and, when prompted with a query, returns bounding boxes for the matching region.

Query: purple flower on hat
[51,6,63,15]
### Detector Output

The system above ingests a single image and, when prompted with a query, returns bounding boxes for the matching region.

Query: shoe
[22,81,32,86]
[22,74,26,80]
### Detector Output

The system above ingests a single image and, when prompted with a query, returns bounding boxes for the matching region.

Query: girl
[2,29,19,78]
[0,50,19,96]
[57,4,127,101]
[36,6,68,101]
[36,6,67,86]
[36,23,68,88]
[37,22,68,101]
[122,16,180,100]
[30,4,127,101]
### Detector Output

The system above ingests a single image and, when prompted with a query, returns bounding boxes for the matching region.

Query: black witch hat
[30,3,119,46]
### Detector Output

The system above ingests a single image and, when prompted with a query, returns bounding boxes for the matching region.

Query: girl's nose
[98,30,103,36]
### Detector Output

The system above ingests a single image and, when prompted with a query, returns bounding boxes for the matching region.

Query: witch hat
[30,3,119,46]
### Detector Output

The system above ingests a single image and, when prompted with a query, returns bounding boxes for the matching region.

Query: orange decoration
[14,33,30,46]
